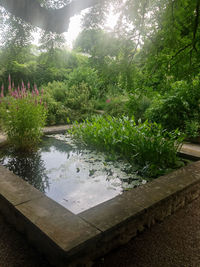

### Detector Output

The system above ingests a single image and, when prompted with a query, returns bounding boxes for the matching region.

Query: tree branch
[0,0,104,33]
[170,43,192,61]
[192,0,200,52]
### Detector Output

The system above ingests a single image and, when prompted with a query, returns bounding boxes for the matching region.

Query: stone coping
[179,142,200,160]
[0,160,200,266]
[43,125,72,135]
[0,125,72,147]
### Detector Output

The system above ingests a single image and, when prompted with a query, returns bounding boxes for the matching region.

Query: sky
[33,7,119,49]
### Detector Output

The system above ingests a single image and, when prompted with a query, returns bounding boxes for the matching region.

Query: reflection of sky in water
[0,134,145,214]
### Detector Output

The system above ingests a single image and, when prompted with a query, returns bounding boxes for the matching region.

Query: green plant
[0,79,47,151]
[66,66,103,98]
[70,116,184,177]
[127,93,152,121]
[185,120,199,139]
[146,77,200,137]
[42,80,95,124]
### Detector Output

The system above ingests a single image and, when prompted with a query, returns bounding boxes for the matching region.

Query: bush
[66,66,103,98]
[43,80,95,124]
[127,93,152,121]
[93,95,129,117]
[42,92,70,125]
[146,77,200,137]
[70,116,184,177]
[0,80,47,151]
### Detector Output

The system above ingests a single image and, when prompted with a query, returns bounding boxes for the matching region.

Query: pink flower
[1,84,4,98]
[14,89,18,98]
[106,99,111,103]
[35,88,39,96]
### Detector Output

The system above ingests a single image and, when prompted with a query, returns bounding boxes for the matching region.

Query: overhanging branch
[0,0,104,33]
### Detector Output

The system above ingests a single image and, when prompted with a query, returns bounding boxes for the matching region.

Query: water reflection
[0,135,145,214]
[0,148,49,193]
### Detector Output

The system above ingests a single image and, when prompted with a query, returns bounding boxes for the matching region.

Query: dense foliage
[0,0,199,171]
[0,78,46,151]
[146,76,200,137]
[70,116,184,177]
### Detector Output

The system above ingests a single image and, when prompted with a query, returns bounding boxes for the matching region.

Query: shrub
[66,66,103,98]
[43,80,95,124]
[44,80,68,102]
[127,93,152,121]
[146,76,200,137]
[42,93,70,125]
[70,116,184,177]
[0,78,47,151]
[93,95,129,117]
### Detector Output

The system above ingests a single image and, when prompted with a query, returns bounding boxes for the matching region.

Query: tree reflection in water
[0,147,49,193]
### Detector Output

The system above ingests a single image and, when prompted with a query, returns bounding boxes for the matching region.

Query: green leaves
[146,76,200,137]
[70,116,183,178]
[0,90,47,151]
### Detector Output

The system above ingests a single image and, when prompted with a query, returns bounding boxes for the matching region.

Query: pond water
[0,134,146,214]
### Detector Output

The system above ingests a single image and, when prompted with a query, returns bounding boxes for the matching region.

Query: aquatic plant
[0,75,47,151]
[70,116,184,177]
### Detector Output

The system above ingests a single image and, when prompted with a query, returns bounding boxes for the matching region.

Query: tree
[0,0,104,33]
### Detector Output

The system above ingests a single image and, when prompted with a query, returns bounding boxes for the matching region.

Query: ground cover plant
[70,116,184,178]
[0,77,47,151]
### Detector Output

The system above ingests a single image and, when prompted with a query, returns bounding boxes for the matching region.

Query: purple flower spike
[1,84,4,98]
[27,81,30,90]
[35,88,39,96]
[14,89,18,99]
[8,75,11,91]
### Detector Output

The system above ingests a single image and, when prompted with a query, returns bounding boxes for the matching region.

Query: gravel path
[95,196,200,267]
[0,215,49,267]
[0,197,200,267]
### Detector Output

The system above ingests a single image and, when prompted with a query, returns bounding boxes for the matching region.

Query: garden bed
[0,127,200,266]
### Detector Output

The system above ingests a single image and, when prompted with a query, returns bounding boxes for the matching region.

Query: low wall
[0,126,200,266]
[0,161,200,266]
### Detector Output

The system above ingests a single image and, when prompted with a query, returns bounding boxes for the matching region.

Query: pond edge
[0,126,200,266]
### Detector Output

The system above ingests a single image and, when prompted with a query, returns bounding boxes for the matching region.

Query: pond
[0,134,147,214]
